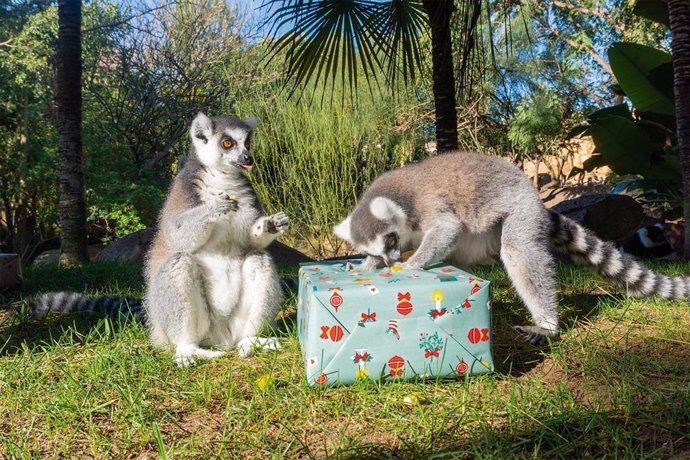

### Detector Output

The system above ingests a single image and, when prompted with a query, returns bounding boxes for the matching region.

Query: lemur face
[190,112,259,174]
[334,197,404,267]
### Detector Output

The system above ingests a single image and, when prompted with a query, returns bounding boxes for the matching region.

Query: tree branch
[536,16,613,76]
[83,2,177,33]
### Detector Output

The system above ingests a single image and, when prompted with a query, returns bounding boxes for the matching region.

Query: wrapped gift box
[297,259,493,386]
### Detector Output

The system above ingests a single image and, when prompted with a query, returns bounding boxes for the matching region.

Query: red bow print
[425,348,440,359]
[361,312,377,322]
[397,292,411,301]
[320,326,330,339]
[354,352,370,362]
[389,368,403,377]
[481,328,489,341]
[431,309,447,319]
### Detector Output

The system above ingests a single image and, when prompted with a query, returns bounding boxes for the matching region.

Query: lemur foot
[237,337,282,358]
[208,192,239,220]
[173,346,225,367]
[514,325,558,345]
[266,212,289,234]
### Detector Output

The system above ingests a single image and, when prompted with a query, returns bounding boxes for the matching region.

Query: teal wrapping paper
[297,259,494,386]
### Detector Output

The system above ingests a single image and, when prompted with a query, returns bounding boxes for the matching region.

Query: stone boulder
[95,227,313,266]
[551,194,644,244]
[95,228,156,263]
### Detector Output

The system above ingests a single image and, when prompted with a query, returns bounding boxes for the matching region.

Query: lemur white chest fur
[334,151,690,345]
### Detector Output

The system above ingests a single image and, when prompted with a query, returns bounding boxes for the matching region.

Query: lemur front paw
[208,193,239,220]
[266,212,289,234]
[514,325,558,345]
[237,337,282,358]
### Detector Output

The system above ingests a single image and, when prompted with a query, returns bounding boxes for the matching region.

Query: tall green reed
[234,87,428,258]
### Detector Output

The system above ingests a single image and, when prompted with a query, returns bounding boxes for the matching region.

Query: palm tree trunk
[57,0,88,265]
[668,0,690,259]
[422,0,459,153]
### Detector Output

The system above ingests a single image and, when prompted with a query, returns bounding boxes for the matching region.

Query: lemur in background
[33,113,288,365]
[334,151,690,344]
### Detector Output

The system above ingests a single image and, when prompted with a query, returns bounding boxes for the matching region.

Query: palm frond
[261,0,427,100]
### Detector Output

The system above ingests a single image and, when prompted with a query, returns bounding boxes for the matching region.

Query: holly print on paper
[467,327,490,344]
[429,290,448,319]
[352,349,373,379]
[396,292,414,316]
[419,332,443,361]
[320,325,345,342]
[357,309,377,327]
[388,355,405,377]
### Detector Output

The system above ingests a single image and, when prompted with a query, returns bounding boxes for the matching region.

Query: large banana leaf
[608,42,674,115]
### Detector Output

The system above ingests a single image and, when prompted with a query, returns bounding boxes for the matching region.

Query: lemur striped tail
[31,292,145,323]
[549,210,690,299]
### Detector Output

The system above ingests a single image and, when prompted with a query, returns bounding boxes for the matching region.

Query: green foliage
[573,16,680,216]
[608,42,674,115]
[508,91,564,158]
[237,85,428,257]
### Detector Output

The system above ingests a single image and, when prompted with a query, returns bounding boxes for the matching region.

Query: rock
[32,249,61,266]
[95,227,313,266]
[0,253,22,291]
[552,194,644,244]
[95,228,156,263]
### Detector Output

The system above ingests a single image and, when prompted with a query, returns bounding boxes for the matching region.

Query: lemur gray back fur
[335,151,690,344]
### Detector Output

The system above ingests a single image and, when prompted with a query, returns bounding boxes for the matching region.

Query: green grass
[1,261,689,458]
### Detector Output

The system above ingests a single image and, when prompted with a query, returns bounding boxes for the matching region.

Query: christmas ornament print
[396,292,414,316]
[320,325,345,342]
[315,373,328,385]
[329,288,344,312]
[388,355,405,377]
[455,358,468,375]
[467,327,490,344]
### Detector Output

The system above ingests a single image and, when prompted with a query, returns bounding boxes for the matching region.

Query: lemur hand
[266,212,289,234]
[208,193,239,220]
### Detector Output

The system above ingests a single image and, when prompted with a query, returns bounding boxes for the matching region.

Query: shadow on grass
[0,262,145,357]
[311,333,690,459]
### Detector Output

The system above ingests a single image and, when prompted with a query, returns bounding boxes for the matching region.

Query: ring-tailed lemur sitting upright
[32,113,287,365]
[333,151,690,344]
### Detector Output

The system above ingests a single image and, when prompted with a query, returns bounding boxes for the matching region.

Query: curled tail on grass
[29,292,146,323]
[549,210,690,299]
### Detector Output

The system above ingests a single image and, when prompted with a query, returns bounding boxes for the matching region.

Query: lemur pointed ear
[333,216,353,243]
[370,197,405,224]
[191,112,213,145]
[243,116,259,130]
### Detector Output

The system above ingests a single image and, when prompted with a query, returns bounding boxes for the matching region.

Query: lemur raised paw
[266,212,289,234]
[208,193,239,220]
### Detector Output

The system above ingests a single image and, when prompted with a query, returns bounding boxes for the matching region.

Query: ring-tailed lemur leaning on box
[32,113,287,365]
[333,151,690,344]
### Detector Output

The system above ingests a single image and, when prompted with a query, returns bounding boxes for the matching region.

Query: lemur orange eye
[222,139,234,149]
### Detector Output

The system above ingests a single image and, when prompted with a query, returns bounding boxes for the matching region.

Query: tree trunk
[57,0,89,265]
[422,0,459,153]
[668,0,690,259]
